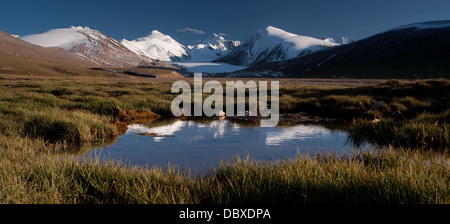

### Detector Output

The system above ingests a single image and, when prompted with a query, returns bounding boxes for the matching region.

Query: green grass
[0,78,449,204]
[277,79,450,150]
[201,150,450,204]
[0,80,173,143]
[348,110,450,150]
[0,131,195,203]
[279,79,450,120]
[1,139,448,204]
[23,109,118,144]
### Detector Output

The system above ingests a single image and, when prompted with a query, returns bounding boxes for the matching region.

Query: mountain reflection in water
[80,118,363,175]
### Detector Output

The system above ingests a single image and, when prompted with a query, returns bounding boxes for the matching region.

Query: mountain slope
[214,26,339,66]
[0,30,96,67]
[122,31,241,62]
[202,33,241,52]
[243,20,450,78]
[188,33,241,61]
[0,29,115,77]
[20,26,171,68]
[121,30,190,62]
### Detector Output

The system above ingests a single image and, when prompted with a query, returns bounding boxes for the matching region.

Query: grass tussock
[0,80,173,145]
[279,79,449,120]
[0,134,196,204]
[349,109,450,150]
[0,78,449,204]
[1,140,448,204]
[201,150,450,204]
[23,110,118,144]
[278,79,449,150]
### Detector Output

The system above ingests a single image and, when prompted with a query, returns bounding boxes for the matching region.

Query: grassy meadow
[0,76,449,204]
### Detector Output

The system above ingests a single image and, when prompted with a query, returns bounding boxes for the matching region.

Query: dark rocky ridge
[240,21,450,79]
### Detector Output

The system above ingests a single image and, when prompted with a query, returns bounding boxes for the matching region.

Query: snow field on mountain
[121,30,190,61]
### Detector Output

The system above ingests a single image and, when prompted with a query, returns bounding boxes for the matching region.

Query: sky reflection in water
[84,119,360,175]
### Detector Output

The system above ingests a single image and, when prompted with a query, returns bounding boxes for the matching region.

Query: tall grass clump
[22,158,197,204]
[23,109,118,144]
[197,150,450,204]
[1,143,448,204]
[279,79,449,120]
[0,133,198,204]
[348,110,450,150]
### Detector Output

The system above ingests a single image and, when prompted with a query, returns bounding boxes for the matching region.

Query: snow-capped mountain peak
[200,33,240,51]
[203,33,227,51]
[20,26,161,67]
[120,31,241,62]
[21,26,123,52]
[322,36,336,43]
[214,25,339,66]
[121,30,190,61]
[266,26,297,39]
[339,36,355,44]
[390,20,450,31]
[70,26,90,30]
[322,35,355,44]
[185,33,241,61]
[205,33,225,43]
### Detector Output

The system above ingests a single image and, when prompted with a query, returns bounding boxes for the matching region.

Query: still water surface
[82,119,362,174]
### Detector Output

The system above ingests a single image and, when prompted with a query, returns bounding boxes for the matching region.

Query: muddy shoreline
[226,112,339,123]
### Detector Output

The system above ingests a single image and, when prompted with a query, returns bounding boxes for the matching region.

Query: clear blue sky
[1,0,450,45]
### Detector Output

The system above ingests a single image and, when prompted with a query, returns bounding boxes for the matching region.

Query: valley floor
[1,72,394,87]
[0,73,448,204]
[170,61,247,74]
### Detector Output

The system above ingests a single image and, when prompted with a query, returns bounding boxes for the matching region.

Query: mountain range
[1,29,95,68]
[17,25,350,65]
[0,29,102,77]
[19,26,244,64]
[20,26,173,68]
[187,33,241,61]
[121,31,241,62]
[4,20,450,79]
[214,26,340,66]
[240,20,450,78]
[121,30,191,62]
